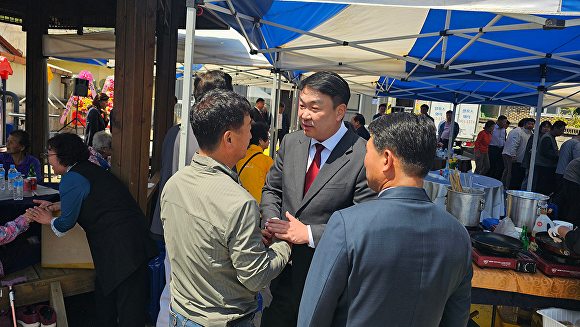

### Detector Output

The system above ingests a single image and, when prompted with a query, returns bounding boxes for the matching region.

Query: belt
[226,312,255,327]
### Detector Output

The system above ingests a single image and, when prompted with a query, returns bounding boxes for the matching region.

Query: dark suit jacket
[261,128,376,302]
[356,126,370,140]
[297,187,473,327]
[251,107,265,124]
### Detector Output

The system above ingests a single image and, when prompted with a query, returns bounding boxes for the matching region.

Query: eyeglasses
[43,152,57,159]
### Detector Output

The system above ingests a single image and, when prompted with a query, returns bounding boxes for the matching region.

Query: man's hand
[265,211,309,244]
[262,229,274,246]
[26,206,55,225]
[32,200,60,212]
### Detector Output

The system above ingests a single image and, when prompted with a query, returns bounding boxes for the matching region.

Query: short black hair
[540,120,552,130]
[379,103,387,109]
[420,104,429,110]
[193,70,233,102]
[9,130,31,153]
[279,102,285,108]
[256,98,265,103]
[517,118,526,127]
[190,89,251,152]
[298,71,350,109]
[526,118,536,124]
[498,115,507,121]
[250,122,269,146]
[484,120,495,129]
[47,133,90,167]
[368,112,436,178]
[352,113,366,126]
[552,120,567,130]
[446,110,453,115]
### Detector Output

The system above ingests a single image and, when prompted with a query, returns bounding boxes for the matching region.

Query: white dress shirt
[305,123,348,248]
[489,124,506,147]
[502,127,521,156]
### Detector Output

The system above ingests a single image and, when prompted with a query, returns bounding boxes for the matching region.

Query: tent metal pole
[269,72,279,159]
[441,10,451,65]
[526,65,547,192]
[291,85,299,132]
[447,93,459,160]
[179,1,197,170]
[406,36,444,79]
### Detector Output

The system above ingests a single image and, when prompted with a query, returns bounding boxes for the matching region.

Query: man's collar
[309,123,348,152]
[191,153,240,183]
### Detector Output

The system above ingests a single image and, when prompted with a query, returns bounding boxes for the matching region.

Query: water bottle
[0,166,4,190]
[13,174,23,201]
[7,165,17,191]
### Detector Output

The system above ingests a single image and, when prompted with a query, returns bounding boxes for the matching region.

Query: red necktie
[304,143,325,196]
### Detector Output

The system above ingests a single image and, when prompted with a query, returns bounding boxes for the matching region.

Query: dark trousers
[277,129,286,146]
[533,165,557,198]
[261,265,297,327]
[440,138,450,151]
[487,145,504,180]
[509,162,526,190]
[95,262,149,327]
[551,173,565,208]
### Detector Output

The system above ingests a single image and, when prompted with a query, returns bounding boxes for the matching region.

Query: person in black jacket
[85,93,109,146]
[277,102,290,144]
[27,133,158,327]
[351,113,370,140]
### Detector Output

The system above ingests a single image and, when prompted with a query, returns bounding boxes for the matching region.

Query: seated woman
[0,130,42,178]
[235,122,274,204]
[88,131,112,170]
[27,133,158,326]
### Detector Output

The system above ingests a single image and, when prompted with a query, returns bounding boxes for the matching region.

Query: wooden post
[152,0,180,174]
[111,0,157,212]
[24,0,48,163]
[50,281,69,327]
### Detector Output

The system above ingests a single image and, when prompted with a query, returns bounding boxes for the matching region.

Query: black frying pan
[535,232,580,259]
[470,232,525,257]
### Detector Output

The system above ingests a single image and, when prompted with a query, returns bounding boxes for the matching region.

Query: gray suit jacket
[297,186,473,327]
[261,128,376,302]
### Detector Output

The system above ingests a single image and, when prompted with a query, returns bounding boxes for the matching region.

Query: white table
[423,171,505,219]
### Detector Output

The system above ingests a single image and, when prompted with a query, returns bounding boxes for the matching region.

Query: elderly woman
[0,130,42,178]
[88,131,112,170]
[27,133,158,327]
[85,93,109,146]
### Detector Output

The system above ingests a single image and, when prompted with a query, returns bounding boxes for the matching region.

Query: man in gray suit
[261,71,376,326]
[297,112,473,327]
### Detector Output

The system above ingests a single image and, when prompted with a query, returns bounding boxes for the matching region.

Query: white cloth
[423,172,505,219]
[305,123,348,248]
[490,124,506,147]
[156,251,172,327]
[502,127,521,156]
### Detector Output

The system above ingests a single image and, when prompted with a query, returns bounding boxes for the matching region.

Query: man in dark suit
[261,71,376,327]
[297,112,473,327]
[251,98,266,124]
[277,102,290,144]
[350,113,370,140]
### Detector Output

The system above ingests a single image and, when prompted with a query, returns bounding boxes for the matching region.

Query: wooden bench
[0,263,96,326]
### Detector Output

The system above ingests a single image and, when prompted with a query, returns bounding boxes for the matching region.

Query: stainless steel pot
[506,190,549,231]
[446,186,485,226]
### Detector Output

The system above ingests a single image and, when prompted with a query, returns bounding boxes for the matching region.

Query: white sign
[431,101,480,140]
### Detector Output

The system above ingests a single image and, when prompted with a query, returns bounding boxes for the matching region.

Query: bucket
[446,186,486,226]
[506,190,549,231]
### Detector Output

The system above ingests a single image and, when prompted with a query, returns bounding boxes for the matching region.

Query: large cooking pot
[446,186,485,227]
[506,190,549,231]
[470,232,526,257]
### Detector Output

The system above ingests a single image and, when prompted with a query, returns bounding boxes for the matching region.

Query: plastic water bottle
[7,165,17,191]
[0,166,4,190]
[13,174,23,200]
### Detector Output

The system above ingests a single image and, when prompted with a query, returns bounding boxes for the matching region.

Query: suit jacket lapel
[294,133,310,196]
[300,131,355,208]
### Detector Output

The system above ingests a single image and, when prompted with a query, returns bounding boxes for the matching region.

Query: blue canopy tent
[182,0,580,190]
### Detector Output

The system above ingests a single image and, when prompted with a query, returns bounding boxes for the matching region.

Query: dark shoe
[16,305,39,327]
[35,305,56,327]
[0,309,12,327]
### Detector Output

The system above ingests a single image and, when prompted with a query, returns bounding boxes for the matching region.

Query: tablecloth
[0,184,59,201]
[423,172,505,219]
[472,262,580,301]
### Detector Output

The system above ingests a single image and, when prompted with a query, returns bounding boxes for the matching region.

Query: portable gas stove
[472,248,537,273]
[530,249,580,278]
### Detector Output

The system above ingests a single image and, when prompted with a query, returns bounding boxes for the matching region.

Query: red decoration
[0,56,13,80]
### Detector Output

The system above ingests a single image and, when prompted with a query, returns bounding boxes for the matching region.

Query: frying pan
[534,232,580,259]
[470,232,526,257]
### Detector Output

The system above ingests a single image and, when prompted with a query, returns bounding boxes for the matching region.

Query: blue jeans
[170,308,255,327]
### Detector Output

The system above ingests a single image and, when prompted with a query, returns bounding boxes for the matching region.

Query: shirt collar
[309,122,348,152]
[378,186,394,197]
[191,152,241,184]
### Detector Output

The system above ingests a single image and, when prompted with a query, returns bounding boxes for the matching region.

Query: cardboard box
[41,223,94,269]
